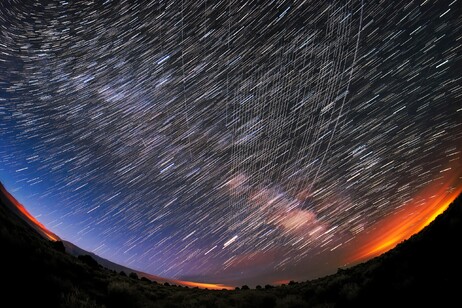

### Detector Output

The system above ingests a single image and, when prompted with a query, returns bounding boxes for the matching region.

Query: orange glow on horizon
[345,180,462,265]
[175,280,234,290]
[273,279,291,285]
[0,184,59,241]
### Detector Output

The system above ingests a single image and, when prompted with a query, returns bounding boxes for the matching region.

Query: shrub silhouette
[288,280,297,285]
[50,240,66,253]
[277,295,306,308]
[129,272,139,280]
[77,254,99,268]
[339,282,360,302]
[61,287,98,308]
[261,294,277,308]
[107,281,142,308]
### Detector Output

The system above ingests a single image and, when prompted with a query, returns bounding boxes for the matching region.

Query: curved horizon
[1,0,461,287]
[2,172,461,287]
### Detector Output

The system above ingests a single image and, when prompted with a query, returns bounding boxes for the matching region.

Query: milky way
[1,0,461,286]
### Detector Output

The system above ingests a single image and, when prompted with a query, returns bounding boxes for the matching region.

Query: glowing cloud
[249,186,327,240]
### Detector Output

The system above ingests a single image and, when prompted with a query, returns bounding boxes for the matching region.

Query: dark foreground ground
[1,188,461,307]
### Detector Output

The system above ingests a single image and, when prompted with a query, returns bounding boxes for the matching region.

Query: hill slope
[62,240,182,286]
[1,183,461,307]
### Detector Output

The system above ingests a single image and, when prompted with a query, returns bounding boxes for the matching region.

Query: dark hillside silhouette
[1,182,461,307]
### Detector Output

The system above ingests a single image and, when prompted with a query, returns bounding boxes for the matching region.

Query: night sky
[1,0,461,287]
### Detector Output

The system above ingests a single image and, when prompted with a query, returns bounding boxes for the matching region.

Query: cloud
[275,209,325,236]
[224,173,250,195]
[224,173,327,241]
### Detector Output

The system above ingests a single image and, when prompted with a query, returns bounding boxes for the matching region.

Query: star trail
[0,0,461,286]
